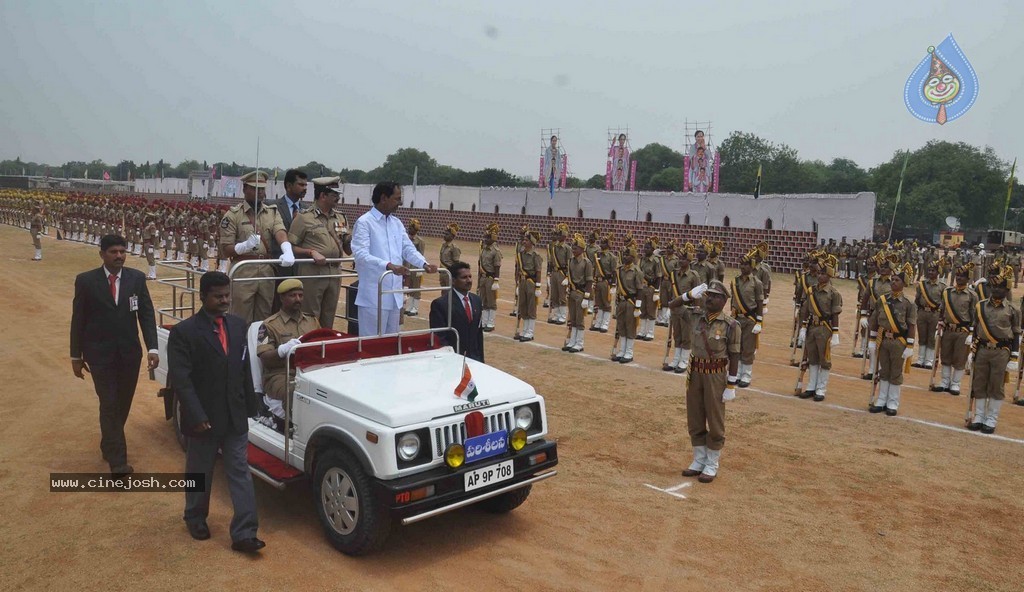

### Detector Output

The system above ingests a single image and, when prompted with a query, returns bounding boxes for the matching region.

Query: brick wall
[336,204,814,274]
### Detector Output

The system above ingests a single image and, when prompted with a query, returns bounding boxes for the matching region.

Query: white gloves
[279,241,295,267]
[684,283,708,302]
[633,301,641,317]
[1008,360,1019,373]
[491,281,499,291]
[534,288,542,298]
[581,299,589,309]
[610,286,617,297]
[653,293,661,303]
[831,333,840,347]
[234,233,261,255]
[752,323,762,335]
[277,338,301,358]
[859,317,868,329]
[561,277,569,287]
[965,335,973,347]
[902,347,914,359]
[723,387,736,402]
[798,327,806,344]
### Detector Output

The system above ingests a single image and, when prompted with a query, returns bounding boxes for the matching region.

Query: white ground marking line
[490,333,1024,446]
[643,482,691,500]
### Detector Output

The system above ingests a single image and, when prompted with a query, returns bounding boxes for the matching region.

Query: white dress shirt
[352,207,428,310]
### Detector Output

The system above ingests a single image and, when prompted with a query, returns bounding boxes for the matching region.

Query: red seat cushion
[293,332,444,370]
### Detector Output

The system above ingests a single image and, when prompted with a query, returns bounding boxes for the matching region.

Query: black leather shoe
[885,408,898,416]
[662,365,675,372]
[737,381,750,388]
[980,425,995,434]
[513,334,522,341]
[911,362,923,369]
[798,391,815,399]
[611,355,622,362]
[852,352,863,359]
[561,345,572,351]
[862,373,873,380]
[110,464,134,477]
[509,311,517,316]
[868,405,887,413]
[519,336,533,342]
[674,367,686,374]
[589,326,600,332]
[187,521,211,541]
[967,422,982,431]
[618,357,633,364]
[813,394,825,402]
[599,328,608,333]
[948,389,960,396]
[929,385,946,392]
[1014,400,1024,406]
[231,538,266,553]
[482,326,493,333]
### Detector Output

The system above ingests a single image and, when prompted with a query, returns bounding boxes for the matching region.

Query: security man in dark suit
[430,261,484,362]
[269,169,308,312]
[167,271,264,553]
[70,234,159,476]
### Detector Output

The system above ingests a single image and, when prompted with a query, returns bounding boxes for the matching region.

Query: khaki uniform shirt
[548,241,570,273]
[518,250,543,282]
[915,279,946,311]
[709,257,726,282]
[288,207,349,259]
[440,240,461,268]
[257,310,320,382]
[692,312,742,360]
[219,201,285,257]
[672,266,704,307]
[696,260,714,284]
[479,244,502,278]
[802,282,843,323]
[594,250,619,284]
[405,235,426,267]
[567,254,594,294]
[639,256,663,289]
[940,286,978,329]
[975,299,1021,345]
[616,264,643,300]
[870,292,917,336]
[755,262,772,295]
[731,274,764,320]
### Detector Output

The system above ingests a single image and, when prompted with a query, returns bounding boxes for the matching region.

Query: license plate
[464,460,514,492]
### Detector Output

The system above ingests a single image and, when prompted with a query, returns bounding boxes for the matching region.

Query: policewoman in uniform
[547,223,571,324]
[514,230,543,342]
[664,242,704,374]
[868,263,917,416]
[913,262,946,369]
[612,235,643,364]
[730,247,765,387]
[439,223,461,288]
[478,223,502,332]
[968,265,1020,433]
[681,280,739,483]
[402,219,427,316]
[589,233,618,333]
[798,255,842,401]
[562,233,594,353]
[933,263,977,395]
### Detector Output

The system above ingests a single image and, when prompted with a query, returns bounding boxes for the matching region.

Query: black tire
[480,484,532,514]
[171,394,186,452]
[313,448,391,555]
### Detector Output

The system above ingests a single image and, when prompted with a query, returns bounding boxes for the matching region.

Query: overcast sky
[2,0,1021,178]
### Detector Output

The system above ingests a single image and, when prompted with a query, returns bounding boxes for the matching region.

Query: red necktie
[463,295,473,323]
[108,274,117,302]
[215,317,228,354]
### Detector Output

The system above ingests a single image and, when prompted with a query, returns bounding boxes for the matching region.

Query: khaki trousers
[686,367,727,450]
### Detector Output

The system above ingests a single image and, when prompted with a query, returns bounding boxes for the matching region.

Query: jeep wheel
[480,484,532,513]
[170,394,186,452]
[313,448,391,555]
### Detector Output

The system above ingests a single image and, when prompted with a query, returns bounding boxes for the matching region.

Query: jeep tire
[480,484,532,513]
[314,448,391,555]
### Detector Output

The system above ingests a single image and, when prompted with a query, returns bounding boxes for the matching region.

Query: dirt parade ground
[3,224,1024,592]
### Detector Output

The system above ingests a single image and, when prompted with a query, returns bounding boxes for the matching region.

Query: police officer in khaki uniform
[665,242,706,373]
[256,279,319,428]
[219,170,295,324]
[403,219,426,316]
[288,177,351,330]
[589,233,618,333]
[30,204,44,261]
[562,233,594,353]
[913,262,946,369]
[478,223,502,332]
[514,230,543,342]
[868,264,917,416]
[798,256,842,401]
[731,248,765,387]
[585,230,601,315]
[612,236,643,364]
[932,263,977,395]
[707,241,726,282]
[143,214,158,279]
[695,242,714,284]
[439,223,461,288]
[860,255,895,379]
[638,237,663,341]
[657,242,678,326]
[753,242,772,314]
[547,223,571,324]
[968,265,1020,433]
[681,279,739,483]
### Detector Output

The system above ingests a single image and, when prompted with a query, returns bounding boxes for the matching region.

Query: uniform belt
[980,339,1014,349]
[880,329,904,340]
[690,358,729,374]
[918,305,938,312]
[809,318,831,327]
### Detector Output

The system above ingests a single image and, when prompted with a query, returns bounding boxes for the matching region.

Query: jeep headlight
[514,406,534,430]
[397,432,421,461]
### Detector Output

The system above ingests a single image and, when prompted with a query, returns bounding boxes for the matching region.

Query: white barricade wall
[440,185,480,212]
[579,189,636,221]
[526,188,579,217]
[480,189,527,215]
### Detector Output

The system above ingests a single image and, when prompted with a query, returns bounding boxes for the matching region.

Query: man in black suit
[430,261,484,362]
[271,169,308,259]
[167,271,264,552]
[70,234,159,476]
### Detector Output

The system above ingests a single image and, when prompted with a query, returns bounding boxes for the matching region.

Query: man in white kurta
[352,182,437,335]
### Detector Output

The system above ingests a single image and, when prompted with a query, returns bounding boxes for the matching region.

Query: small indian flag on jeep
[454,356,478,402]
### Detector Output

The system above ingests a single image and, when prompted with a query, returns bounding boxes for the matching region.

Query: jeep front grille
[434,410,513,457]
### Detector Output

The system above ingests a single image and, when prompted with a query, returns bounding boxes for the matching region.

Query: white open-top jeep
[151,259,558,555]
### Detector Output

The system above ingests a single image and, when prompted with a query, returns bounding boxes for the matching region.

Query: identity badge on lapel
[129,295,139,311]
